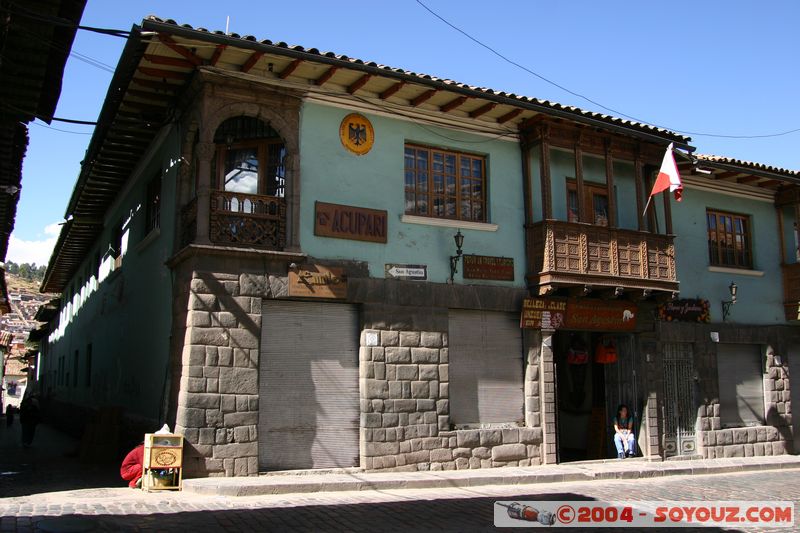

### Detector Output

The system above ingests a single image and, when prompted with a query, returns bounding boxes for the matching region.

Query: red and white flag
[650,142,683,201]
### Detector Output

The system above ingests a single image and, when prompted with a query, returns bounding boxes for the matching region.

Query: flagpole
[642,195,653,219]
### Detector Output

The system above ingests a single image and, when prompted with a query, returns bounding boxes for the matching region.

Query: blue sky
[9,0,799,265]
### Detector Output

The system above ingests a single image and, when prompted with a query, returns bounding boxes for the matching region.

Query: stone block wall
[359,328,543,471]
[174,271,267,477]
[698,349,793,458]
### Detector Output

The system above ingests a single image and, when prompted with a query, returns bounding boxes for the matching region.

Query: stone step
[182,455,800,497]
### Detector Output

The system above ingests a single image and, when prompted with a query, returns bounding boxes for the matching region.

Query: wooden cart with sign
[141,433,184,491]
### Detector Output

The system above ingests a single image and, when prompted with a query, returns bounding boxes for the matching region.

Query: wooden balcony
[782,263,800,321]
[527,220,678,294]
[209,190,286,249]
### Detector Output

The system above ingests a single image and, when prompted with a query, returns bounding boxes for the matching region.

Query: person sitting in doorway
[613,404,636,459]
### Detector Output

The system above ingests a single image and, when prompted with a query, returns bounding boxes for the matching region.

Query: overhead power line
[415,0,799,140]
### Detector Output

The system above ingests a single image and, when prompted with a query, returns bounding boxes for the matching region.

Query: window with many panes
[707,209,752,268]
[404,144,486,222]
[566,180,609,226]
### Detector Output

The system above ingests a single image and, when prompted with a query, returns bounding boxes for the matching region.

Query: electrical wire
[415,0,800,140]
[1,101,97,126]
[28,120,92,135]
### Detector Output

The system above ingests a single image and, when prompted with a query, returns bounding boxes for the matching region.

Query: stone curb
[182,457,800,497]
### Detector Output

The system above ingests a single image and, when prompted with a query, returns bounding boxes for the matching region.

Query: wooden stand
[142,433,184,492]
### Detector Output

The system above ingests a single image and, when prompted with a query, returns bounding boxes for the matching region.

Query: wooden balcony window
[527,220,678,294]
[782,263,800,321]
[209,190,286,249]
[208,116,287,249]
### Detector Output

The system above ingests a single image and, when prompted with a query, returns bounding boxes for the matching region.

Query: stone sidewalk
[183,454,800,496]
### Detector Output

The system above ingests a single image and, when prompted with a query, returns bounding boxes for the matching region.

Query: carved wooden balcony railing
[209,190,286,249]
[782,263,800,321]
[179,197,197,248]
[527,220,678,294]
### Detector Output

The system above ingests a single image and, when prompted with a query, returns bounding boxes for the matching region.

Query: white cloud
[6,222,62,267]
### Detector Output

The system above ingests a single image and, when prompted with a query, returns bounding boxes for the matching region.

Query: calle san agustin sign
[385,264,427,281]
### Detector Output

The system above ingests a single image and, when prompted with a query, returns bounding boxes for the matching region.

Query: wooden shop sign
[463,255,514,281]
[314,201,387,243]
[658,298,711,323]
[520,298,567,329]
[565,299,638,332]
[288,264,348,299]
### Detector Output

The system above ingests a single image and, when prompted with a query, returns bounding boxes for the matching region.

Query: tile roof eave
[140,16,693,149]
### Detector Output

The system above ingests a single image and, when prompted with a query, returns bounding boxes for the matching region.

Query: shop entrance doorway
[554,331,639,462]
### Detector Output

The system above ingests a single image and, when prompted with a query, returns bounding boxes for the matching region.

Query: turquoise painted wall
[43,127,179,421]
[298,103,526,287]
[672,188,784,325]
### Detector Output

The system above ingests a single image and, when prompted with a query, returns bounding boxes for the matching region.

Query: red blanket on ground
[120,444,144,488]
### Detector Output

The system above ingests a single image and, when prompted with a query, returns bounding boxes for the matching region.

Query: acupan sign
[314,201,387,243]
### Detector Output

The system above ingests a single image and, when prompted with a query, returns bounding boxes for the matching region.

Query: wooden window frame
[215,139,285,197]
[404,143,487,223]
[566,179,610,226]
[706,209,753,269]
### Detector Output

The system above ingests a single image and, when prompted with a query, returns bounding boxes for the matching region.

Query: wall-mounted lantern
[449,230,464,283]
[721,281,738,321]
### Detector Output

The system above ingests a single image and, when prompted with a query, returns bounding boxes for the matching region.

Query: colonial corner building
[35,17,799,477]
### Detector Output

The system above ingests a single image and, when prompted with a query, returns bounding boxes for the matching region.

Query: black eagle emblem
[349,123,367,146]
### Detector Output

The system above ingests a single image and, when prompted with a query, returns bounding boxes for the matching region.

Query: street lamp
[721,281,738,321]
[449,230,464,283]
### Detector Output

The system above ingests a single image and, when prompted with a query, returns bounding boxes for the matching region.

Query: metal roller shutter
[716,344,765,428]
[788,343,800,453]
[258,300,359,470]
[448,310,524,425]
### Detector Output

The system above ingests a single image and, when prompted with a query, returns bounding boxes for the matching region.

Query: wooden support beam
[278,58,303,79]
[440,96,468,112]
[126,89,173,102]
[634,149,645,231]
[157,34,203,66]
[540,125,553,219]
[130,78,180,92]
[411,89,438,107]
[210,44,227,66]
[776,206,786,265]
[714,171,741,180]
[379,81,405,100]
[138,66,188,81]
[663,181,673,234]
[737,175,762,184]
[143,54,196,69]
[605,139,616,228]
[574,135,586,223]
[314,66,338,86]
[347,74,373,94]
[497,108,522,124]
[469,102,496,118]
[759,179,782,188]
[241,51,264,73]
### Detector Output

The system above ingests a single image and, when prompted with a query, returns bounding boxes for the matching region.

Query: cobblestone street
[1,423,798,532]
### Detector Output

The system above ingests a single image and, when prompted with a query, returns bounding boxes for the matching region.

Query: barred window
[404,144,486,222]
